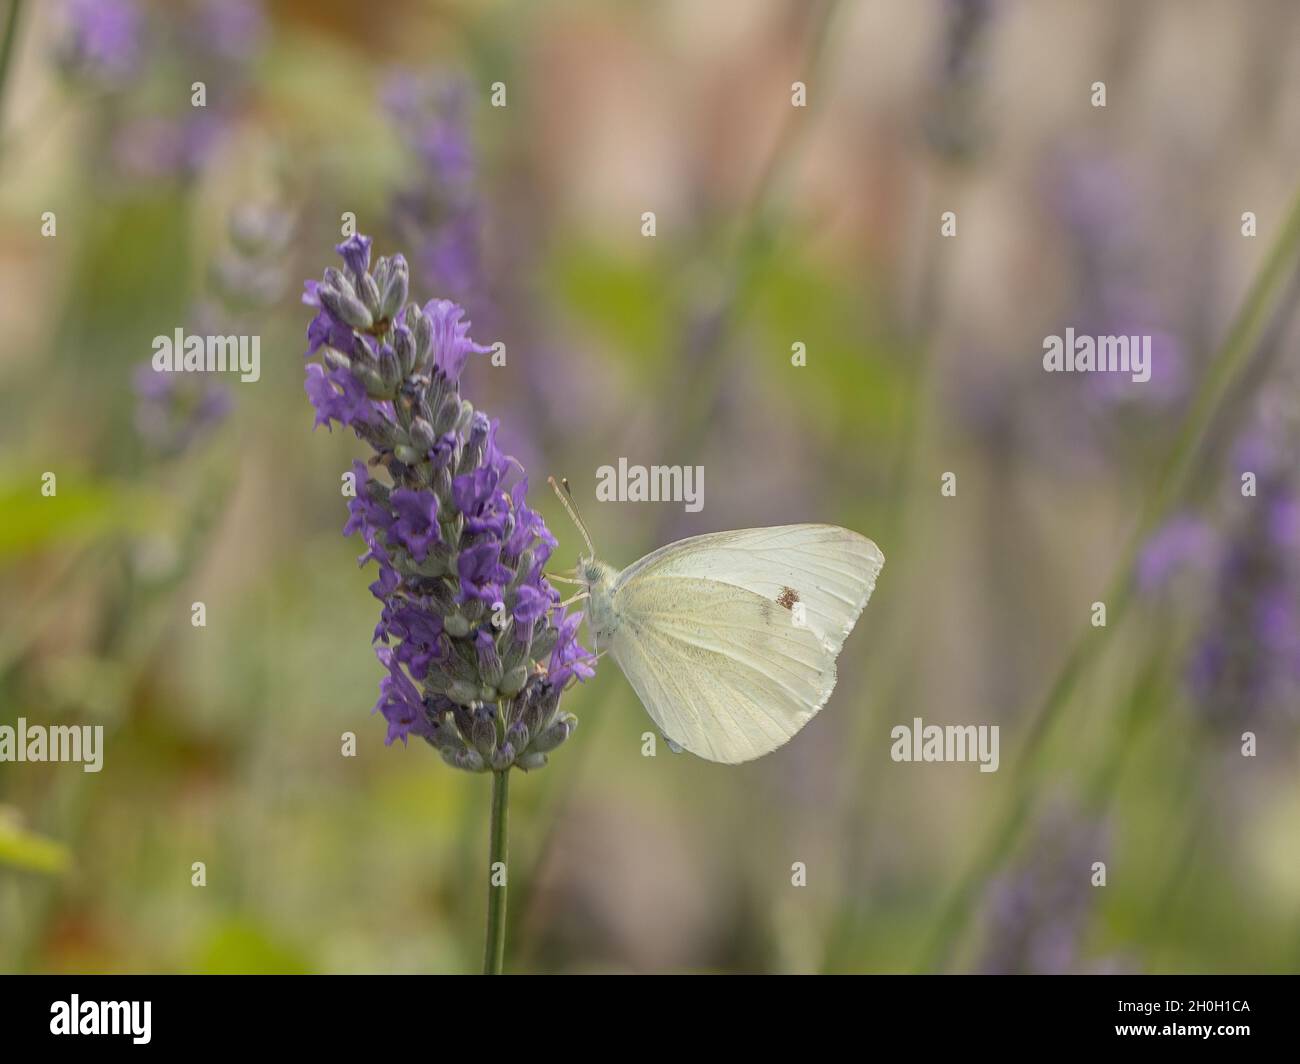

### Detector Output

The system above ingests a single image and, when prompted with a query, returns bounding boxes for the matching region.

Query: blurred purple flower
[1136,514,1217,594]
[56,0,144,87]
[1158,401,1300,731]
[132,364,232,455]
[132,201,290,455]
[1049,153,1190,407]
[112,111,229,182]
[211,203,294,309]
[56,0,265,184]
[979,805,1109,974]
[385,72,488,319]
[184,0,266,65]
[384,73,476,189]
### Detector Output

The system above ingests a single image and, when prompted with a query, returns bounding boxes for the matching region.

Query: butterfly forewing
[609,525,884,763]
[616,525,883,655]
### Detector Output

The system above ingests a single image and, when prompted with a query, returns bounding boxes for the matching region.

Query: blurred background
[2,0,1299,974]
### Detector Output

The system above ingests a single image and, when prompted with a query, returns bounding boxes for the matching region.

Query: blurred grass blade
[918,179,1300,973]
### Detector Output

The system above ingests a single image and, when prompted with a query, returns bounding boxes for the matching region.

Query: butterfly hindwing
[608,525,884,763]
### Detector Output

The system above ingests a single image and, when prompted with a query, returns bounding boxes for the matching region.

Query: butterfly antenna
[548,475,596,559]
[543,572,584,586]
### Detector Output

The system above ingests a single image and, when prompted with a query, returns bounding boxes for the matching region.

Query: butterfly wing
[609,525,884,764]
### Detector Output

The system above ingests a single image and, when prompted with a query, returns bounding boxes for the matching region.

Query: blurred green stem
[14,460,238,970]
[483,769,510,975]
[511,0,844,969]
[0,1,22,145]
[647,0,844,511]
[0,4,19,81]
[883,164,959,546]
[918,180,1300,972]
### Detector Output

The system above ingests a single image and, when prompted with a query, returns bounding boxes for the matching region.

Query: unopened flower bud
[336,234,372,278]
[445,747,485,772]
[475,630,503,684]
[392,322,416,376]
[503,634,532,670]
[457,413,490,475]
[434,394,462,435]
[433,465,453,500]
[422,670,452,696]
[349,360,389,398]
[522,682,561,735]
[426,719,467,757]
[530,714,576,754]
[380,255,409,321]
[356,271,382,316]
[511,550,535,589]
[319,284,373,330]
[470,704,498,759]
[453,400,475,434]
[498,665,528,698]
[531,626,559,663]
[323,267,355,297]
[409,303,433,369]
[409,417,437,452]
[322,346,352,373]
[377,345,402,392]
[504,719,529,750]
[450,701,475,740]
[516,751,547,771]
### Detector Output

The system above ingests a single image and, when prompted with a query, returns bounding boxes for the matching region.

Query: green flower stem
[917,180,1300,973]
[483,768,510,975]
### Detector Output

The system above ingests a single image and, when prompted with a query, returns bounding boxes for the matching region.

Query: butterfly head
[578,557,618,593]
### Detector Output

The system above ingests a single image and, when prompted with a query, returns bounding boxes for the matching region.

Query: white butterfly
[549,482,884,764]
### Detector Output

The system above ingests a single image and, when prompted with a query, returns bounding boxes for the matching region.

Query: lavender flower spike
[302,235,593,772]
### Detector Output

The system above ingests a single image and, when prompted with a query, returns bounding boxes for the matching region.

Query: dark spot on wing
[777,587,799,610]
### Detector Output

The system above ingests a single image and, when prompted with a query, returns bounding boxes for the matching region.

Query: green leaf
[0,809,72,875]
[0,471,168,557]
[549,243,675,370]
[195,920,313,975]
